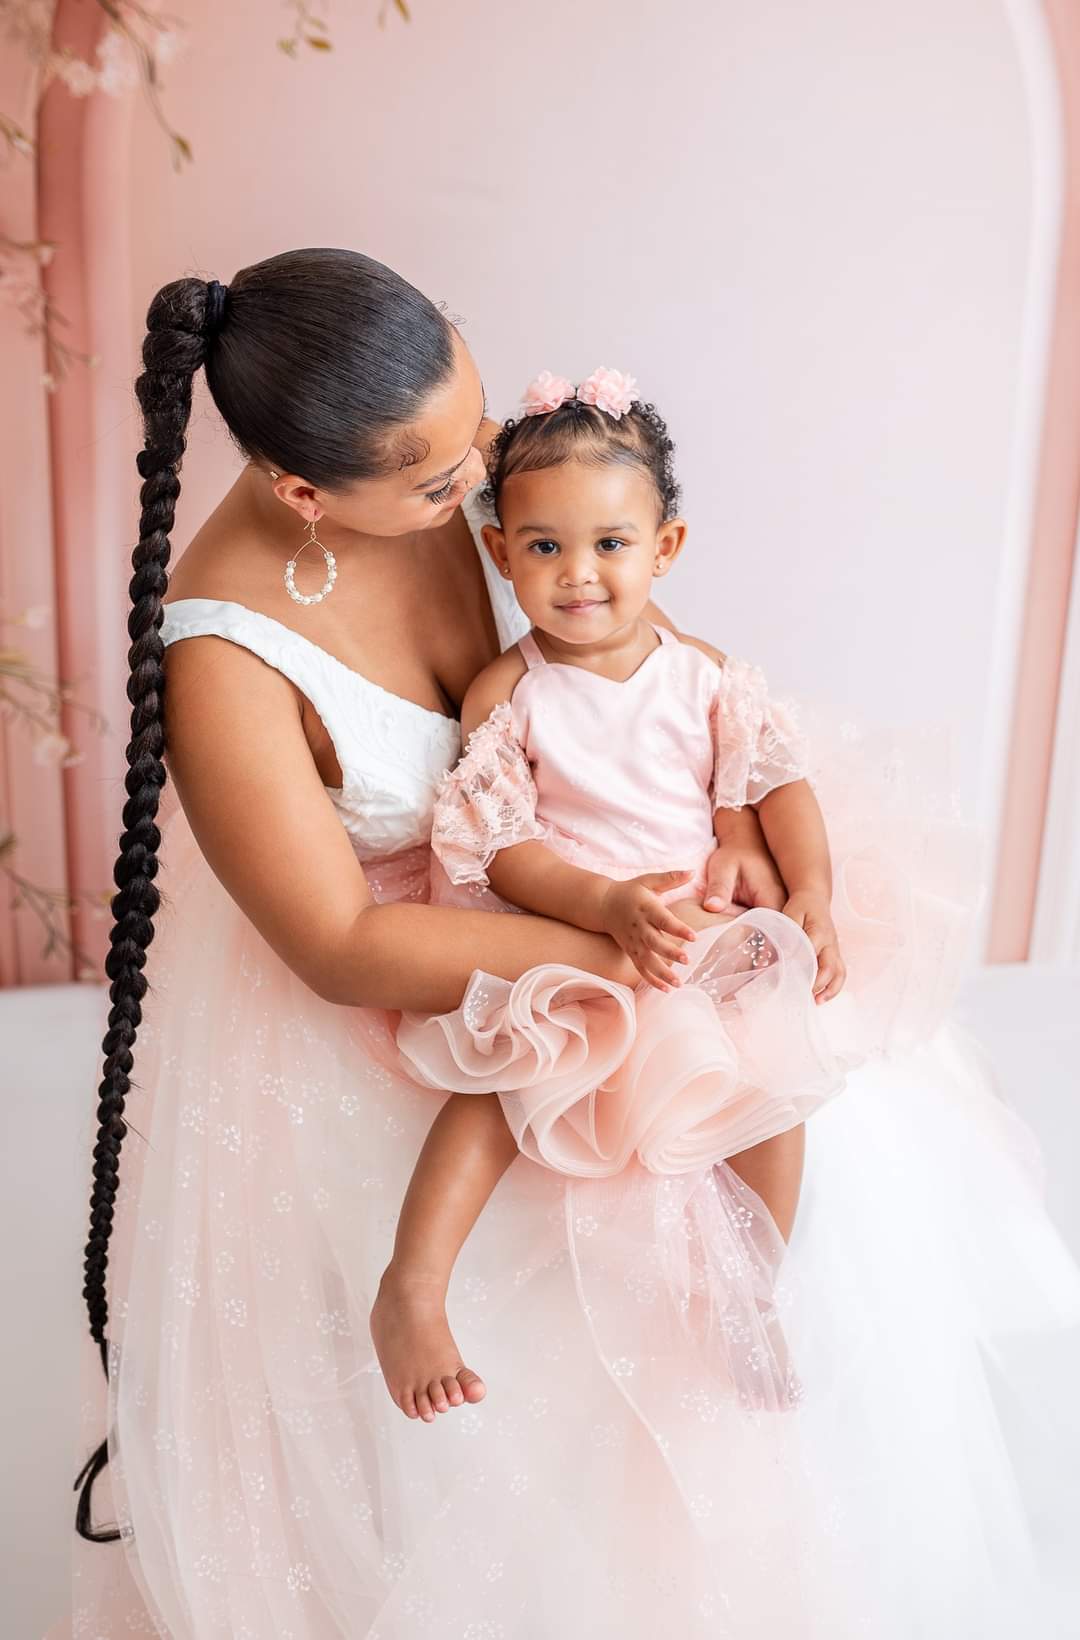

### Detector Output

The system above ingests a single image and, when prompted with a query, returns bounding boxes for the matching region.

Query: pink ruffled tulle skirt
[66,808,1080,1639]
[398,907,846,1176]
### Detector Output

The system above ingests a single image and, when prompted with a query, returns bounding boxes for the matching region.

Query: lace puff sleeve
[431,702,548,886]
[712,657,809,809]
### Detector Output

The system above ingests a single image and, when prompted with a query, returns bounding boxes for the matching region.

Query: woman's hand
[599,871,696,991]
[704,805,787,914]
[782,890,846,1002]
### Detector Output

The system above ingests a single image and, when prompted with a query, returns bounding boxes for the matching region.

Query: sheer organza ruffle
[397,910,844,1176]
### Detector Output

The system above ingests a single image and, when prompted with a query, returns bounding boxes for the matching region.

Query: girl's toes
[442,1375,465,1407]
[415,1388,435,1423]
[400,1388,419,1420]
[457,1368,486,1404]
[428,1379,450,1413]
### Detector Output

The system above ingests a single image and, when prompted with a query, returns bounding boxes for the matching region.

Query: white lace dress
[67,502,1080,1639]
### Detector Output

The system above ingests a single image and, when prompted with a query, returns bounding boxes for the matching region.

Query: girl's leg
[370,1092,518,1423]
[727,1124,805,1243]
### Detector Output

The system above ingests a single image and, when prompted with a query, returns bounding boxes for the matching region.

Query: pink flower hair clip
[522,371,576,416]
[520,366,640,421]
[577,366,639,421]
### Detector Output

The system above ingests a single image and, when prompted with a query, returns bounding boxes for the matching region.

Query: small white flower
[285,1561,312,1595]
[95,30,138,96]
[152,28,181,66]
[56,55,99,97]
[33,730,71,767]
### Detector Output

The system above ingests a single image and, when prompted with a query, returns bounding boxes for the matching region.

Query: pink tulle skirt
[67,808,1080,1639]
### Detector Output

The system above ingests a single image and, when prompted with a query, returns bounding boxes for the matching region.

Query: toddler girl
[372,369,862,1422]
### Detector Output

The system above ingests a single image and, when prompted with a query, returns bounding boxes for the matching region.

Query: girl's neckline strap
[517,631,547,669]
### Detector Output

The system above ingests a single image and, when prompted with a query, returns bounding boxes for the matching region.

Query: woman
[72,248,1079,1638]
[71,246,793,1640]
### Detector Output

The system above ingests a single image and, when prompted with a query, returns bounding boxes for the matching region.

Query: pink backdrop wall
[3,0,1078,981]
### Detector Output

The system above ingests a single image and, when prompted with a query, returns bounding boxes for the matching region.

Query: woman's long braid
[75,279,215,1543]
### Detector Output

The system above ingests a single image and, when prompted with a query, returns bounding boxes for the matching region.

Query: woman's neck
[167,466,417,607]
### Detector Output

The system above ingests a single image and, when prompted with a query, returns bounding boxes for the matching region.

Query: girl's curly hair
[482,396,681,521]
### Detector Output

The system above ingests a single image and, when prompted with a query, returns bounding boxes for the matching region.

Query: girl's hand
[600,872,696,991]
[704,807,786,914]
[782,890,846,1002]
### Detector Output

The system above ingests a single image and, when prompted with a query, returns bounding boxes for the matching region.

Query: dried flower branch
[0,606,109,976]
[279,0,413,54]
[1,1,187,167]
[0,233,100,387]
[0,608,107,764]
[91,2,188,166]
[0,829,106,978]
[278,1,333,55]
[0,108,34,157]
[378,0,411,25]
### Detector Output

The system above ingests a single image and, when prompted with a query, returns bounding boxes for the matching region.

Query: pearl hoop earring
[284,519,337,606]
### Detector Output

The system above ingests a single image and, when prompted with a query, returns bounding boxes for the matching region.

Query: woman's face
[277,329,488,538]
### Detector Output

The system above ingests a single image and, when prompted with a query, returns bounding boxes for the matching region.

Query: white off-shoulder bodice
[160,597,462,861]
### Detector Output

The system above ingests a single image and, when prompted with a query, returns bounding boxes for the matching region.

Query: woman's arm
[487,843,695,990]
[754,780,831,901]
[164,637,636,1012]
[755,780,845,1001]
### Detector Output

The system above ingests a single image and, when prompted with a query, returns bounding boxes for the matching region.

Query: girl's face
[482,460,686,647]
[272,329,489,537]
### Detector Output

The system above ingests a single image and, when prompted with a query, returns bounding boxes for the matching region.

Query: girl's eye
[426,477,457,506]
[597,538,627,553]
[528,540,560,556]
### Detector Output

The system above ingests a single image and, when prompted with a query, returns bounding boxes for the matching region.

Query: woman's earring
[284,519,337,606]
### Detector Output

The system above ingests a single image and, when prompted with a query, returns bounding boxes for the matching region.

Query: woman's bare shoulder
[679,631,728,668]
[647,602,727,666]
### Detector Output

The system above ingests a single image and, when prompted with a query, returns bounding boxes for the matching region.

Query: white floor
[2,968,1079,1639]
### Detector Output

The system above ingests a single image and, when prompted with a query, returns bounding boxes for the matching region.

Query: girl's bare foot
[370,1265,487,1422]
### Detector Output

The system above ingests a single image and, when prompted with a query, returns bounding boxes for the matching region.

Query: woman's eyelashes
[426,476,458,505]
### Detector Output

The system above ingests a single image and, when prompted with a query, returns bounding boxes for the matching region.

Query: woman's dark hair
[74,248,456,1542]
[482,394,681,521]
